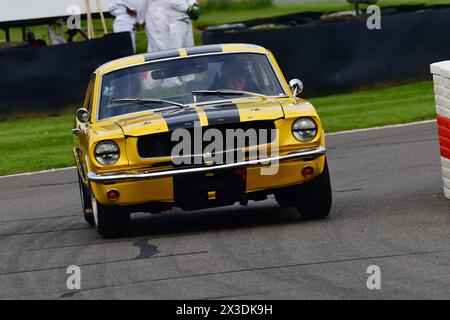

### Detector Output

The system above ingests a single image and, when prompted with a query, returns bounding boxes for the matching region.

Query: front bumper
[88,146,327,184]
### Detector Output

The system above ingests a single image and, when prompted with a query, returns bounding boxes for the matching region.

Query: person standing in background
[48,19,67,45]
[137,0,200,88]
[109,0,140,52]
[168,0,200,49]
[138,0,171,53]
[26,30,47,48]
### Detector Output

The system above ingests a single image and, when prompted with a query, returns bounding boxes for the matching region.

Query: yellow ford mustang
[73,44,332,238]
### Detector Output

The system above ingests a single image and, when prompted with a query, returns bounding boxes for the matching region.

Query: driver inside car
[216,61,258,92]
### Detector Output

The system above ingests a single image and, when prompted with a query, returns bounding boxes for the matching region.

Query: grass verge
[0,81,436,176]
[311,81,436,133]
[0,115,74,176]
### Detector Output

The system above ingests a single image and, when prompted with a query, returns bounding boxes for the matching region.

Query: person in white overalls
[168,0,200,49]
[109,0,140,52]
[137,0,171,53]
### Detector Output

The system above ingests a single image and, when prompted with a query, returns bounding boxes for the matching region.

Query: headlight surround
[292,117,318,142]
[94,141,120,166]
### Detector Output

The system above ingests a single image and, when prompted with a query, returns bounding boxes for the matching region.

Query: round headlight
[94,141,120,166]
[292,117,318,142]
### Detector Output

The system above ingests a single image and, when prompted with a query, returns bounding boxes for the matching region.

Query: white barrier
[431,61,450,199]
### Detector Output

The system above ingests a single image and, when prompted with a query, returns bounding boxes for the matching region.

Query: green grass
[0,81,437,176]
[311,81,436,133]
[0,115,74,176]
[202,0,272,11]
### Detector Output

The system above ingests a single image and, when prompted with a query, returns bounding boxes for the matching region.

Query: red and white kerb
[431,61,450,199]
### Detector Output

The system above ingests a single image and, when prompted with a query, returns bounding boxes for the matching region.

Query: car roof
[95,43,269,75]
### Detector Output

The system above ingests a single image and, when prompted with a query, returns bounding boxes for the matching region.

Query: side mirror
[76,107,90,124]
[289,79,304,97]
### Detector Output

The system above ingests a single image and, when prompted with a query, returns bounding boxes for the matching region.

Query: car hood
[114,100,285,137]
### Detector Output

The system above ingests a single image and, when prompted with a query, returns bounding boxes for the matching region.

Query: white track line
[327,119,436,136]
[0,166,76,179]
[0,119,438,179]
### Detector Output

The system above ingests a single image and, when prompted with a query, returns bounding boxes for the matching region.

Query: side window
[83,74,96,112]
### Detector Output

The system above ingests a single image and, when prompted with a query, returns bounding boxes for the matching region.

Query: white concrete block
[443,159,450,169]
[442,158,450,199]
[441,157,450,168]
[441,156,450,168]
[443,176,450,189]
[433,75,445,86]
[436,105,450,118]
[434,85,450,100]
[434,75,442,85]
[445,187,450,199]
[435,95,450,109]
[442,167,450,179]
[433,75,450,88]
[431,61,450,78]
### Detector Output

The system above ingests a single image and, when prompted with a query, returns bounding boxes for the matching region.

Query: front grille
[137,120,276,159]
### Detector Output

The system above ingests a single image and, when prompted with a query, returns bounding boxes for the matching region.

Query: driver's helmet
[219,61,248,91]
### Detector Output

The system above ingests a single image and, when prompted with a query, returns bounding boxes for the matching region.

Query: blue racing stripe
[162,108,201,131]
[144,49,180,62]
[185,45,223,56]
[201,103,240,126]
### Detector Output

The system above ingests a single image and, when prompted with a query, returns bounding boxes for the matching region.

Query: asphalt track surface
[1,121,449,300]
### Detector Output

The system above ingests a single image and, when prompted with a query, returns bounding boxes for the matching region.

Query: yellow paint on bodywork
[208,191,217,200]
[246,155,326,192]
[235,100,284,122]
[115,112,169,136]
[95,54,145,76]
[179,48,188,57]
[195,106,209,126]
[221,44,267,54]
[91,178,174,205]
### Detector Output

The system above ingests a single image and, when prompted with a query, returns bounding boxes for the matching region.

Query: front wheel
[296,160,332,219]
[91,191,131,238]
[78,172,95,226]
[275,160,332,220]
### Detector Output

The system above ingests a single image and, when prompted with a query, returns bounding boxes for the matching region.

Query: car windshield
[98,53,286,120]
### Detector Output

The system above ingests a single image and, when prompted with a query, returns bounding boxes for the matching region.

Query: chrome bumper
[88,146,326,184]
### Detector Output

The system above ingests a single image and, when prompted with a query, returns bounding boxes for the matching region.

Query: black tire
[296,160,332,219]
[274,189,296,207]
[77,172,95,226]
[275,160,332,219]
[94,199,131,238]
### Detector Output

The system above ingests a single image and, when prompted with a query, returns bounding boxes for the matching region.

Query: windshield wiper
[192,89,267,100]
[113,98,186,108]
